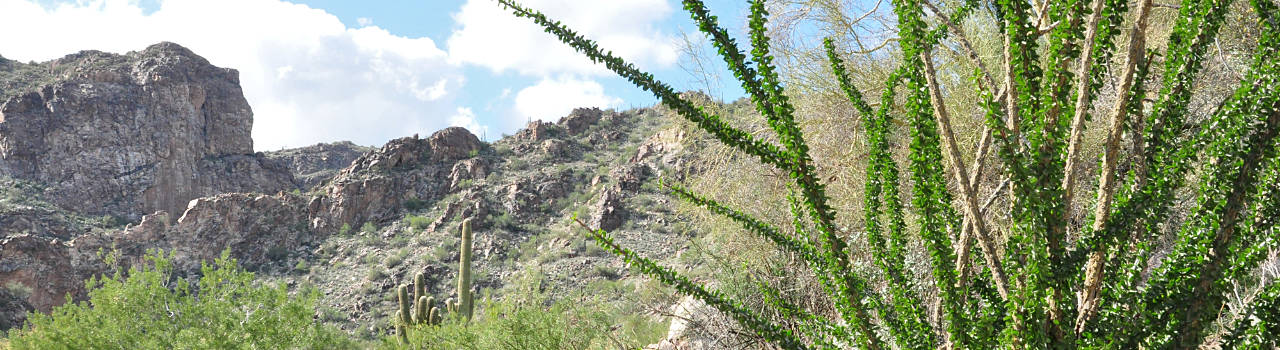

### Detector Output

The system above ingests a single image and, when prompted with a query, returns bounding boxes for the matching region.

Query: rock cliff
[0,42,295,221]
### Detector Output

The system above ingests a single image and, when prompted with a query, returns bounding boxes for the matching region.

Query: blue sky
[0,0,754,149]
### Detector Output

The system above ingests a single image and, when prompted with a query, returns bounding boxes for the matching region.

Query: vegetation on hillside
[503,0,1280,347]
[4,250,355,349]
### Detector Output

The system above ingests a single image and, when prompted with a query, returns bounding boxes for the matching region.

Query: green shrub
[403,196,428,212]
[388,272,659,350]
[367,267,388,282]
[360,222,377,234]
[265,246,289,262]
[7,250,357,349]
[386,248,410,268]
[338,223,353,236]
[489,213,517,231]
[403,214,431,230]
[3,282,32,301]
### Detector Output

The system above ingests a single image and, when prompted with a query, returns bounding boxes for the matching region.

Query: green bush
[7,250,357,349]
[386,248,410,268]
[404,197,428,212]
[388,272,659,350]
[489,213,517,231]
[403,215,431,230]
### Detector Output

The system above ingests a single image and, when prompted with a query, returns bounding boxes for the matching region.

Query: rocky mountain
[0,43,296,222]
[0,42,706,342]
[265,141,374,189]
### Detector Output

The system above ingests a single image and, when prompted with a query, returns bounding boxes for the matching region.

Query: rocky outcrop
[428,126,483,162]
[644,296,720,350]
[0,286,33,331]
[0,120,489,319]
[320,128,483,227]
[265,141,373,189]
[591,186,626,231]
[449,158,489,191]
[0,42,296,221]
[610,163,652,192]
[0,232,78,315]
[560,107,602,135]
[515,120,555,143]
[631,128,689,169]
[1,192,321,313]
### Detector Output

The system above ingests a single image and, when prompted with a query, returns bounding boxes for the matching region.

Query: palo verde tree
[499,0,1280,348]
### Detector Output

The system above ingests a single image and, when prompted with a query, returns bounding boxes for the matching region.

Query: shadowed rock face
[0,42,295,221]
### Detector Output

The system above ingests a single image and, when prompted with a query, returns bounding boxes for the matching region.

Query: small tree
[500,0,1280,348]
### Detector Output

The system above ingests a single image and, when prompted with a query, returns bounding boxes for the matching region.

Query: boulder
[449,158,489,191]
[591,186,626,231]
[559,107,602,135]
[428,127,483,162]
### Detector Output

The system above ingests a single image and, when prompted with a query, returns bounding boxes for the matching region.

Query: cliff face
[0,125,488,317]
[0,42,295,221]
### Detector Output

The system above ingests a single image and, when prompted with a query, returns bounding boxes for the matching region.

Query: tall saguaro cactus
[502,0,1280,348]
[456,218,474,321]
[396,285,410,344]
[390,217,483,347]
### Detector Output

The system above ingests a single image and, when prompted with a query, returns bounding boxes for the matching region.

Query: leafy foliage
[6,250,356,349]
[385,270,661,350]
[500,0,1280,348]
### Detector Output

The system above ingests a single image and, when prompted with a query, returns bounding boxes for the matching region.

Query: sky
[0,0,754,150]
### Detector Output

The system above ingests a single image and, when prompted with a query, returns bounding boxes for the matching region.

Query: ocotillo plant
[456,218,475,321]
[502,0,1280,348]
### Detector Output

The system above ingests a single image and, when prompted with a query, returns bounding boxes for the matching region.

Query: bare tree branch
[1062,0,1109,235]
[1076,0,1154,333]
[923,49,1011,299]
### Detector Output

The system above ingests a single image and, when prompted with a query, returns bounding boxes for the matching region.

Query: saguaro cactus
[427,302,440,325]
[456,218,474,321]
[392,217,479,345]
[413,272,426,303]
[396,285,410,344]
[413,296,428,325]
[416,296,441,325]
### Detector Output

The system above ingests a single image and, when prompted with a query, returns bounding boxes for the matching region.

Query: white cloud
[356,17,373,27]
[0,0,470,150]
[447,0,679,77]
[514,76,621,125]
[448,107,490,140]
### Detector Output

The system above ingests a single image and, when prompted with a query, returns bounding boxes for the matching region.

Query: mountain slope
[0,43,706,342]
